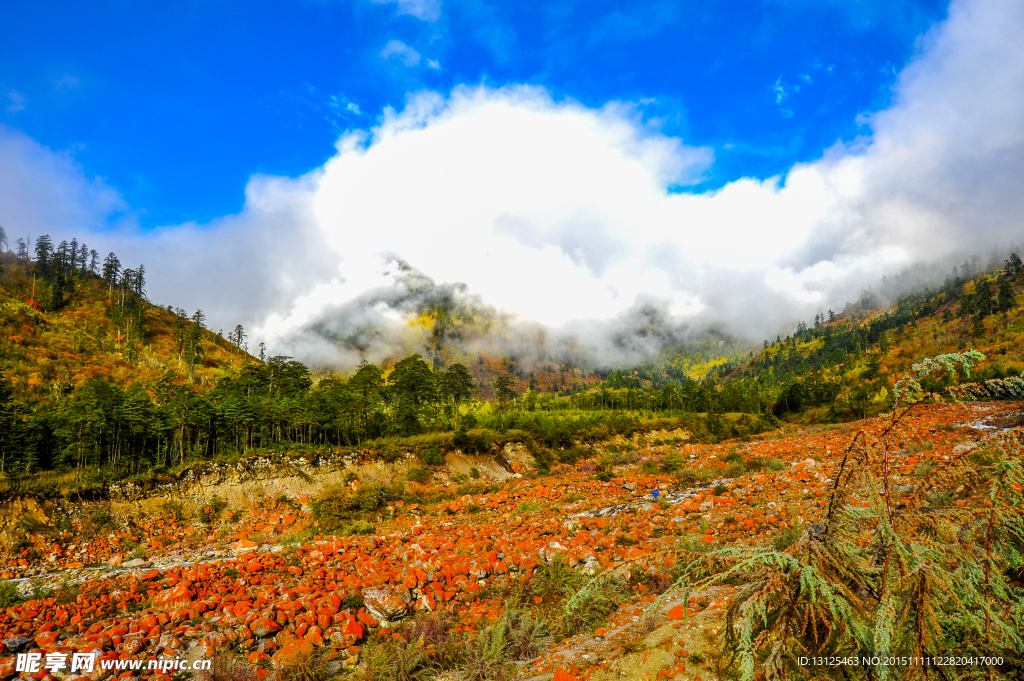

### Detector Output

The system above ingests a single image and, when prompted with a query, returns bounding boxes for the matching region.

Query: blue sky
[0,0,947,228]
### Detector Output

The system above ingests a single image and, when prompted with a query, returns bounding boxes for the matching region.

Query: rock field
[2,401,1020,681]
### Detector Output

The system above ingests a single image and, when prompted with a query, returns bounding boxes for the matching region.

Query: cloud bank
[2,0,1023,369]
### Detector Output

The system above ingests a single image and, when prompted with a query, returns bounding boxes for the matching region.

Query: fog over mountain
[2,0,1023,369]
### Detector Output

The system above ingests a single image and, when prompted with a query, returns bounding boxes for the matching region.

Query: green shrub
[210,495,228,514]
[723,450,744,464]
[469,467,480,479]
[660,452,685,472]
[160,500,187,522]
[340,520,377,536]
[56,581,81,605]
[377,442,404,463]
[745,456,779,472]
[712,484,728,496]
[198,495,228,525]
[0,581,22,608]
[926,489,953,508]
[407,468,431,484]
[724,461,747,478]
[674,467,705,486]
[454,429,494,453]
[89,509,116,532]
[560,572,628,637]
[601,451,631,467]
[532,449,553,474]
[310,481,404,529]
[557,447,587,465]
[771,524,803,551]
[461,610,551,680]
[420,448,445,467]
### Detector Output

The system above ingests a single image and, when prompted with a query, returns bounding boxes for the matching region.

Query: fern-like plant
[657,351,1024,680]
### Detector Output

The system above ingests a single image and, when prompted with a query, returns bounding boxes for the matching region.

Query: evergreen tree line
[0,353,480,477]
[0,345,780,478]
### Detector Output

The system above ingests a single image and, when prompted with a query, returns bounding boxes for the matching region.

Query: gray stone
[4,636,33,651]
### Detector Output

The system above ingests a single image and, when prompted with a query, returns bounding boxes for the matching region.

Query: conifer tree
[56,240,70,276]
[1006,252,1023,277]
[997,277,1016,312]
[182,310,207,380]
[494,374,517,430]
[387,354,436,435]
[34,235,53,277]
[440,363,475,430]
[0,377,15,475]
[102,252,121,293]
[172,308,189,365]
[231,324,246,352]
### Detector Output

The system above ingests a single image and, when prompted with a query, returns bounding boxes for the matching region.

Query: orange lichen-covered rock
[251,617,282,638]
[35,631,59,647]
[271,639,314,667]
[362,589,408,622]
[152,584,194,608]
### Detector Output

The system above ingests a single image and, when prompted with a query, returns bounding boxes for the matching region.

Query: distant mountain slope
[716,252,1024,420]
[0,253,252,405]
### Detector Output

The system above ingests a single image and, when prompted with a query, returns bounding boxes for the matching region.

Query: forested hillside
[0,242,254,479]
[0,238,770,489]
[715,251,1024,420]
[3,239,1022,491]
[550,252,1024,421]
